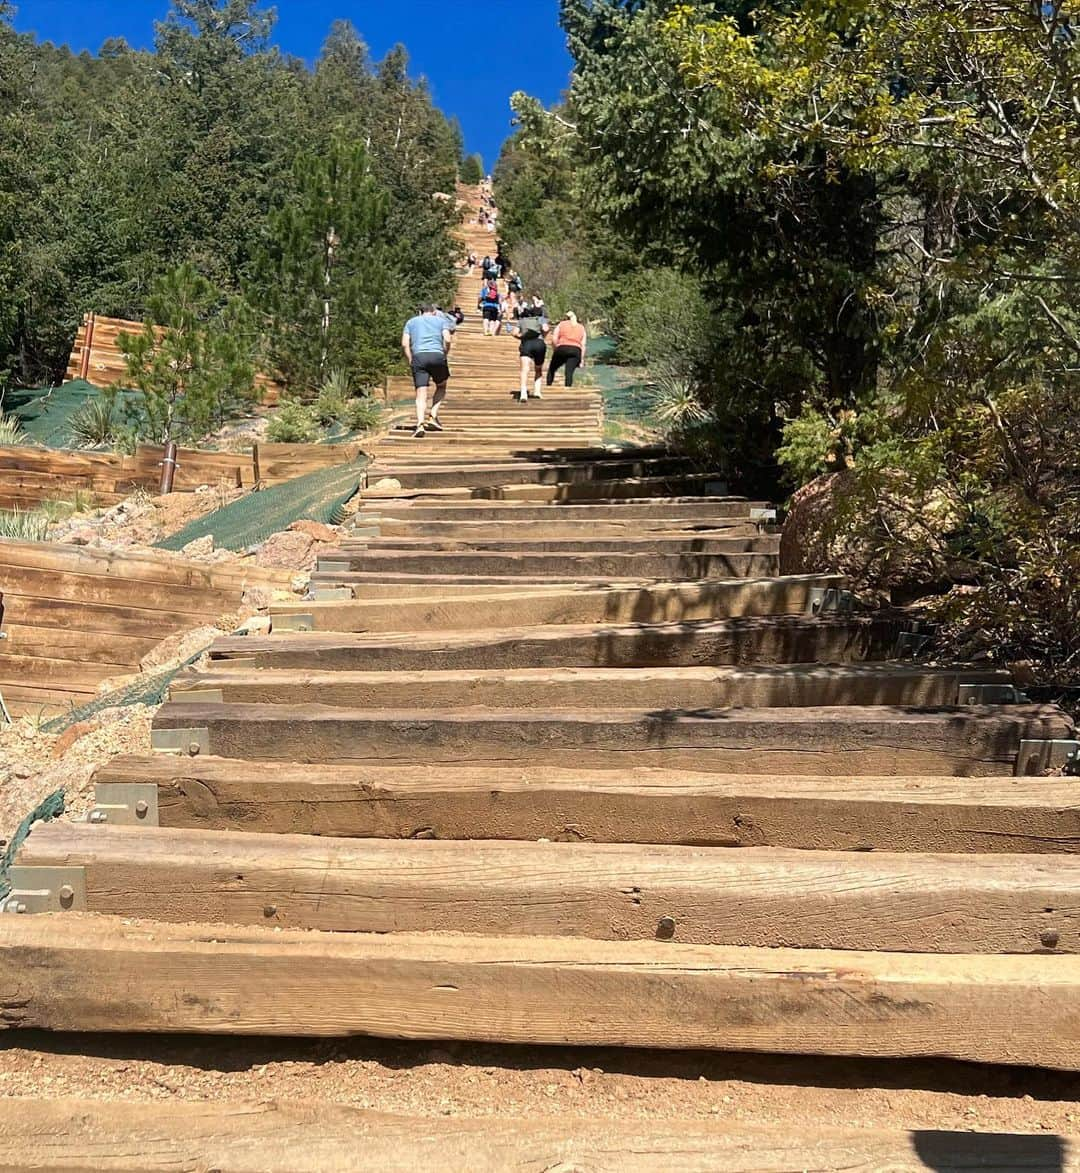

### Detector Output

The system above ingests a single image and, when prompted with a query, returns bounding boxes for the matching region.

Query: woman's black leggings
[547,345,583,387]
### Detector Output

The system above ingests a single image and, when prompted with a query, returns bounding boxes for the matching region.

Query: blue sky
[12,0,573,167]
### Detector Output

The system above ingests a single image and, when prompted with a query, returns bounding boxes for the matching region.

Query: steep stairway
[3,189,1079,1089]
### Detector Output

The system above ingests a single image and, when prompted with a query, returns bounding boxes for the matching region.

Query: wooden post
[78,314,96,381]
[158,441,178,495]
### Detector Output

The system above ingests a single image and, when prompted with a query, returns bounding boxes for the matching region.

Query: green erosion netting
[3,380,127,448]
[585,339,655,428]
[155,457,369,552]
[0,787,64,900]
[41,646,213,737]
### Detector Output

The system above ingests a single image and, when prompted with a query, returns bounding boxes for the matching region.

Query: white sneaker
[519,391,528,402]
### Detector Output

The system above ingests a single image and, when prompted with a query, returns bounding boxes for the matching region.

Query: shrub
[266,399,318,443]
[0,412,24,445]
[0,508,48,541]
[346,394,383,435]
[68,395,117,447]
[314,370,350,425]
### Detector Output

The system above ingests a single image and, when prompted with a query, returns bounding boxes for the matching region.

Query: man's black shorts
[481,305,500,322]
[411,352,451,389]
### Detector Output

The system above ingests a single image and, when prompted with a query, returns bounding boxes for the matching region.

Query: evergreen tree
[459,154,484,185]
[252,137,402,391]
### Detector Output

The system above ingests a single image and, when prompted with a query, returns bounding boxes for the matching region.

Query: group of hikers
[402,190,587,437]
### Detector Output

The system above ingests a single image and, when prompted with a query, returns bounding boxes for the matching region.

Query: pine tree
[459,154,484,185]
[252,137,402,391]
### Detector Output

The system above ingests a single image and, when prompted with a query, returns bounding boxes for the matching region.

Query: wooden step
[274,576,839,633]
[2,1100,1071,1173]
[315,548,779,580]
[169,663,1010,710]
[99,753,1080,852]
[2,915,1077,1067]
[151,702,1068,775]
[351,535,781,555]
[211,615,908,671]
[19,821,1080,952]
[360,500,760,521]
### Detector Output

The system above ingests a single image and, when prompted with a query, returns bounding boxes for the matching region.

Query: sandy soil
[0,1036,1077,1134]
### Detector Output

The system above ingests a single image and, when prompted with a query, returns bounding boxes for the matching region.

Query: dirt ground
[0,1034,1077,1134]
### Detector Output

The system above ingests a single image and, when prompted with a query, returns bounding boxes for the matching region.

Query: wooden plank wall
[0,540,292,717]
[65,313,283,403]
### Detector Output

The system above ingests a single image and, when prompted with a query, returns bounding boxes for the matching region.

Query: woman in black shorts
[512,310,549,402]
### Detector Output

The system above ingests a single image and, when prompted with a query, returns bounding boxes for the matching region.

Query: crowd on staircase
[401,177,590,437]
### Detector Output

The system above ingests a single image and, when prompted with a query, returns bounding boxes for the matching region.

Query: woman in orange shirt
[547,311,588,388]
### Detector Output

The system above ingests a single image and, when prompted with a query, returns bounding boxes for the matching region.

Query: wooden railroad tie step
[1,1099,1074,1173]
[271,575,846,633]
[209,615,910,671]
[1,915,1078,1068]
[96,754,1080,853]
[17,820,1080,953]
[149,702,1070,775]
[168,664,1013,711]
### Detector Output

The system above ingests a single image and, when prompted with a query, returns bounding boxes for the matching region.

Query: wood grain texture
[152,701,1070,776]
[2,915,1078,1068]
[169,663,1008,710]
[97,755,1080,853]
[18,821,1080,952]
[0,1099,1074,1172]
[210,615,908,671]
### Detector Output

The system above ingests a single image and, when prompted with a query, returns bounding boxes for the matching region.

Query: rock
[51,719,98,759]
[139,624,222,674]
[181,535,214,558]
[240,585,272,611]
[12,764,32,780]
[372,477,402,491]
[287,519,341,543]
[255,530,316,570]
[67,529,95,546]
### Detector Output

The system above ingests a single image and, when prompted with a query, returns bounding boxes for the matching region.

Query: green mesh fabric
[3,380,132,449]
[154,458,368,552]
[0,787,65,900]
[41,648,213,736]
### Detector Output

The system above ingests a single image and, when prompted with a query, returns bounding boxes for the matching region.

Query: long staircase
[3,187,1080,1161]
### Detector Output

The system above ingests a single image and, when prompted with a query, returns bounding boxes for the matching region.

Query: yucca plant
[38,490,94,523]
[0,412,24,445]
[0,508,49,541]
[649,371,710,429]
[314,369,351,425]
[68,396,117,447]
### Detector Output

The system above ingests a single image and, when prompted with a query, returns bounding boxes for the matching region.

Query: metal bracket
[273,612,315,633]
[807,588,855,616]
[957,683,1029,706]
[87,782,159,827]
[151,727,211,756]
[313,586,355,602]
[1,866,86,915]
[1015,739,1080,777]
[317,558,352,574]
[348,526,382,539]
[171,688,225,705]
[895,630,934,658]
[749,507,777,524]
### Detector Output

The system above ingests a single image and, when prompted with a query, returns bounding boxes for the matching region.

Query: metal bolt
[135,800,149,819]
[89,810,108,825]
[656,916,676,941]
[263,905,277,918]
[1041,929,1060,949]
[14,903,26,915]
[188,742,202,757]
[58,885,75,909]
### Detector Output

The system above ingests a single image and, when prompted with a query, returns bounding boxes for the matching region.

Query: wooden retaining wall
[0,540,291,717]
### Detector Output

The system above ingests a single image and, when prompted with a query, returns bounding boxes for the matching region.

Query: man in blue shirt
[401,305,453,439]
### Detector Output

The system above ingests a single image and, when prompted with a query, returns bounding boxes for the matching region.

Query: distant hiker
[508,270,523,296]
[495,250,510,278]
[511,306,549,402]
[482,254,499,282]
[478,279,503,337]
[451,305,466,325]
[548,311,588,388]
[402,304,453,439]
[466,250,477,272]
